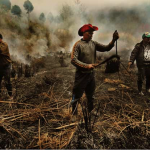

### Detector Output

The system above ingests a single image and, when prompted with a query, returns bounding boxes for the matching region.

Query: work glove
[113,30,119,41]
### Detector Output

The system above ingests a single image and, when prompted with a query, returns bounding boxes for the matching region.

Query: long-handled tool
[95,31,120,73]
[95,54,120,68]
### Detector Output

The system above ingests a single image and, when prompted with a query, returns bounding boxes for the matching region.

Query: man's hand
[113,30,119,42]
[128,61,132,72]
[87,64,95,69]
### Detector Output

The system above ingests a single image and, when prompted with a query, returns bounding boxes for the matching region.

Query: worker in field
[58,51,68,67]
[0,33,13,100]
[58,51,64,67]
[128,32,150,96]
[70,24,119,115]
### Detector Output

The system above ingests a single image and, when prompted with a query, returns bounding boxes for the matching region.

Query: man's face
[0,38,2,43]
[83,31,94,41]
[143,37,150,44]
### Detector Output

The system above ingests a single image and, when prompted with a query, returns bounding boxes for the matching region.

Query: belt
[144,63,150,66]
[144,61,150,65]
[81,70,94,73]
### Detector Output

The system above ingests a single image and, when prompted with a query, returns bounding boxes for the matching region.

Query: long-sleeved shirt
[71,39,114,71]
[130,41,150,68]
[0,41,12,67]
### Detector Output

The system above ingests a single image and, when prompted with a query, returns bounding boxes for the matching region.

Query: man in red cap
[70,24,119,115]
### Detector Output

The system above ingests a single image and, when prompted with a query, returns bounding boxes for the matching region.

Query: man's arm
[95,41,114,52]
[0,45,2,54]
[128,44,140,69]
[0,42,8,54]
[95,30,119,52]
[129,44,140,64]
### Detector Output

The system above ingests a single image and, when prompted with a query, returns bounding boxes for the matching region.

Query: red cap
[78,24,98,36]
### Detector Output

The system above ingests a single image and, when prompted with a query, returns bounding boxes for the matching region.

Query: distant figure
[128,32,150,96]
[25,64,31,77]
[11,62,16,78]
[18,63,23,78]
[58,51,68,67]
[0,33,13,100]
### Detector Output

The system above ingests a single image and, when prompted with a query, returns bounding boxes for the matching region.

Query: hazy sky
[10,0,150,16]
[6,0,150,60]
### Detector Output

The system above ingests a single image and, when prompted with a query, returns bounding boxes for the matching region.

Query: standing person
[0,33,13,100]
[128,32,150,96]
[59,51,68,67]
[70,24,119,115]
[59,51,64,67]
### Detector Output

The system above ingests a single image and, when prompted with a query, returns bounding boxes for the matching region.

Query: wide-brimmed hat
[142,32,150,39]
[0,34,3,39]
[78,24,98,36]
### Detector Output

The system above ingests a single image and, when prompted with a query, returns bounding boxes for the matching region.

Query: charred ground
[0,55,150,149]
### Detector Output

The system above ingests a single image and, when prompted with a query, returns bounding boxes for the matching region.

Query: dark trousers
[137,65,150,91]
[0,64,12,96]
[72,70,95,114]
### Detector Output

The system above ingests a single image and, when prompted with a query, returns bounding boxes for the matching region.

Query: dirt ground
[0,55,150,149]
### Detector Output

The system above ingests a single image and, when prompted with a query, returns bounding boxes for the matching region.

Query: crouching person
[0,33,13,100]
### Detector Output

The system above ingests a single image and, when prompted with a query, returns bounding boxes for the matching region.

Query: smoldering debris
[0,56,150,149]
[0,56,80,149]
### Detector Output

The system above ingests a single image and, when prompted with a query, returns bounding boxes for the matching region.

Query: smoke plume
[1,0,150,64]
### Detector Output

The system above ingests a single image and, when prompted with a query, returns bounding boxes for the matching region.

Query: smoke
[87,4,150,60]
[1,0,150,64]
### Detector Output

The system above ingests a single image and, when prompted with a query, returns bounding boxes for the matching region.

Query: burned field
[0,55,150,149]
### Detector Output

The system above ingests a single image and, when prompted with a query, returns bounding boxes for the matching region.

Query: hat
[0,34,3,39]
[142,32,150,39]
[78,24,98,36]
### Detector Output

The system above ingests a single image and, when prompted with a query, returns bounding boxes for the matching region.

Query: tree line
[0,0,45,22]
